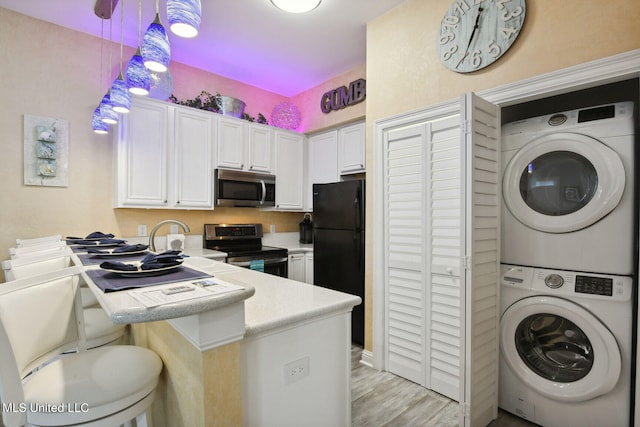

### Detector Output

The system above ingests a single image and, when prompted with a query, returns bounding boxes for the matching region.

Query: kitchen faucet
[149,220,191,252]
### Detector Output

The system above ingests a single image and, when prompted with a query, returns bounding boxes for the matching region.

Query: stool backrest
[15,234,62,247]
[2,255,72,281]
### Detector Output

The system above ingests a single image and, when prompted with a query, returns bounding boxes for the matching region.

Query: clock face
[438,0,526,73]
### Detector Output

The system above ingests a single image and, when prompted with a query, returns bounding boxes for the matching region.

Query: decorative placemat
[86,266,212,293]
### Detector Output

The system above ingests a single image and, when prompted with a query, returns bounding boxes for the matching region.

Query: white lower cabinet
[288,253,305,282]
[304,253,313,285]
[288,252,314,284]
[241,311,351,427]
[113,98,215,209]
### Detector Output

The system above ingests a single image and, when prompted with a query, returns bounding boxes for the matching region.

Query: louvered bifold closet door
[384,124,427,385]
[428,115,465,401]
[460,93,500,427]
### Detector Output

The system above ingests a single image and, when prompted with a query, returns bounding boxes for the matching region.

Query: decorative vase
[216,96,246,118]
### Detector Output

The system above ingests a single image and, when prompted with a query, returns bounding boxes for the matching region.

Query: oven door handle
[228,257,288,266]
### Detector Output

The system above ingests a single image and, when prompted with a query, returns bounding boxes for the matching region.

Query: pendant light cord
[137,0,142,47]
[119,0,125,75]
[108,0,113,86]
[99,16,104,96]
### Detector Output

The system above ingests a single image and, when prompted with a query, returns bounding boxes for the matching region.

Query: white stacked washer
[501,102,635,275]
[499,264,633,427]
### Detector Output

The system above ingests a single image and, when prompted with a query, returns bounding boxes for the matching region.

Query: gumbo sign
[320,78,366,114]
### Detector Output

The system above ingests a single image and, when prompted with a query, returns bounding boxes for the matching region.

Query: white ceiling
[0,0,406,96]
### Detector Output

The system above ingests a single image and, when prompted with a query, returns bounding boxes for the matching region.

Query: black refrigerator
[313,180,365,345]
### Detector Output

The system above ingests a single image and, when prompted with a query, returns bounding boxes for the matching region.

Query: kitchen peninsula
[78,254,361,427]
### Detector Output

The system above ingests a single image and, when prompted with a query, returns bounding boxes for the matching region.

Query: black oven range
[203,224,288,278]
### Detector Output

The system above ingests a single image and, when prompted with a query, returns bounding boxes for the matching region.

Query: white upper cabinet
[113,98,169,208]
[173,106,216,209]
[306,129,339,210]
[275,130,304,210]
[338,121,365,174]
[113,98,215,210]
[246,124,273,173]
[216,116,246,170]
[216,116,273,173]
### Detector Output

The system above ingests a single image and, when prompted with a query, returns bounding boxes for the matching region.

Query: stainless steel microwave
[214,169,276,207]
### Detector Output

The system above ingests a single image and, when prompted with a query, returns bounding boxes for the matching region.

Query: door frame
[372,47,640,394]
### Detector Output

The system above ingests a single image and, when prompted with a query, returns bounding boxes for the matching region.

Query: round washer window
[515,313,593,383]
[519,151,598,216]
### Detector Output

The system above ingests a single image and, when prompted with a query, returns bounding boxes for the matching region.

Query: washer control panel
[575,275,613,296]
[500,264,631,302]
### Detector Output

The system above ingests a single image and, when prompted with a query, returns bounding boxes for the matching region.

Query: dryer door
[500,295,621,402]
[503,132,625,233]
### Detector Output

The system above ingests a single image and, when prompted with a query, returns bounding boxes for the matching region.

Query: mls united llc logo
[2,402,89,413]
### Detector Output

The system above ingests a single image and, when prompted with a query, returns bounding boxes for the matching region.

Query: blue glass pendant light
[111,0,131,113]
[126,48,151,95]
[167,0,201,38]
[126,0,151,95]
[93,12,111,133]
[111,73,131,113]
[142,8,171,73]
[100,92,118,124]
[92,105,109,134]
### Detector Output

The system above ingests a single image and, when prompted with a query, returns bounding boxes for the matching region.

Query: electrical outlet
[137,224,147,237]
[169,224,179,234]
[284,356,309,385]
[269,224,276,233]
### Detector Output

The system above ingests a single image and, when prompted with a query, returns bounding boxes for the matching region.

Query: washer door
[503,132,625,233]
[500,296,621,402]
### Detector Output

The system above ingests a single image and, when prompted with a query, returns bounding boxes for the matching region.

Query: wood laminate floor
[351,345,539,427]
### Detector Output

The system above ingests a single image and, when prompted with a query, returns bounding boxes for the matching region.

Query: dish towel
[249,259,264,273]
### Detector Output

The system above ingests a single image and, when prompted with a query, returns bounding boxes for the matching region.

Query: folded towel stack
[100,250,185,272]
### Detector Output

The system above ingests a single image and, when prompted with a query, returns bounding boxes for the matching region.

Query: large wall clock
[438,0,526,73]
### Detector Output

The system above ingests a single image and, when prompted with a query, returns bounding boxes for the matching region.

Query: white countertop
[263,232,313,254]
[209,263,360,337]
[78,249,358,341]
[76,255,254,324]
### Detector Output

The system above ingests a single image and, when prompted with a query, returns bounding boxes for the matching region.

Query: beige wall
[292,63,366,133]
[0,7,362,272]
[363,0,640,350]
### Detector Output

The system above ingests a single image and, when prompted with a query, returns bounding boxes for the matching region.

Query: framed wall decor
[23,114,69,187]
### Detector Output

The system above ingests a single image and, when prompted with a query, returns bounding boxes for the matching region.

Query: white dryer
[499,264,632,427]
[501,102,635,274]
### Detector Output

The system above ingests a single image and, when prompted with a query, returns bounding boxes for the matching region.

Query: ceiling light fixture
[167,0,201,38]
[270,0,321,14]
[126,0,151,95]
[142,0,171,72]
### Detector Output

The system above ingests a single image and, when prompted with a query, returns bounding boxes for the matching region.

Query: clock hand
[456,5,484,68]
